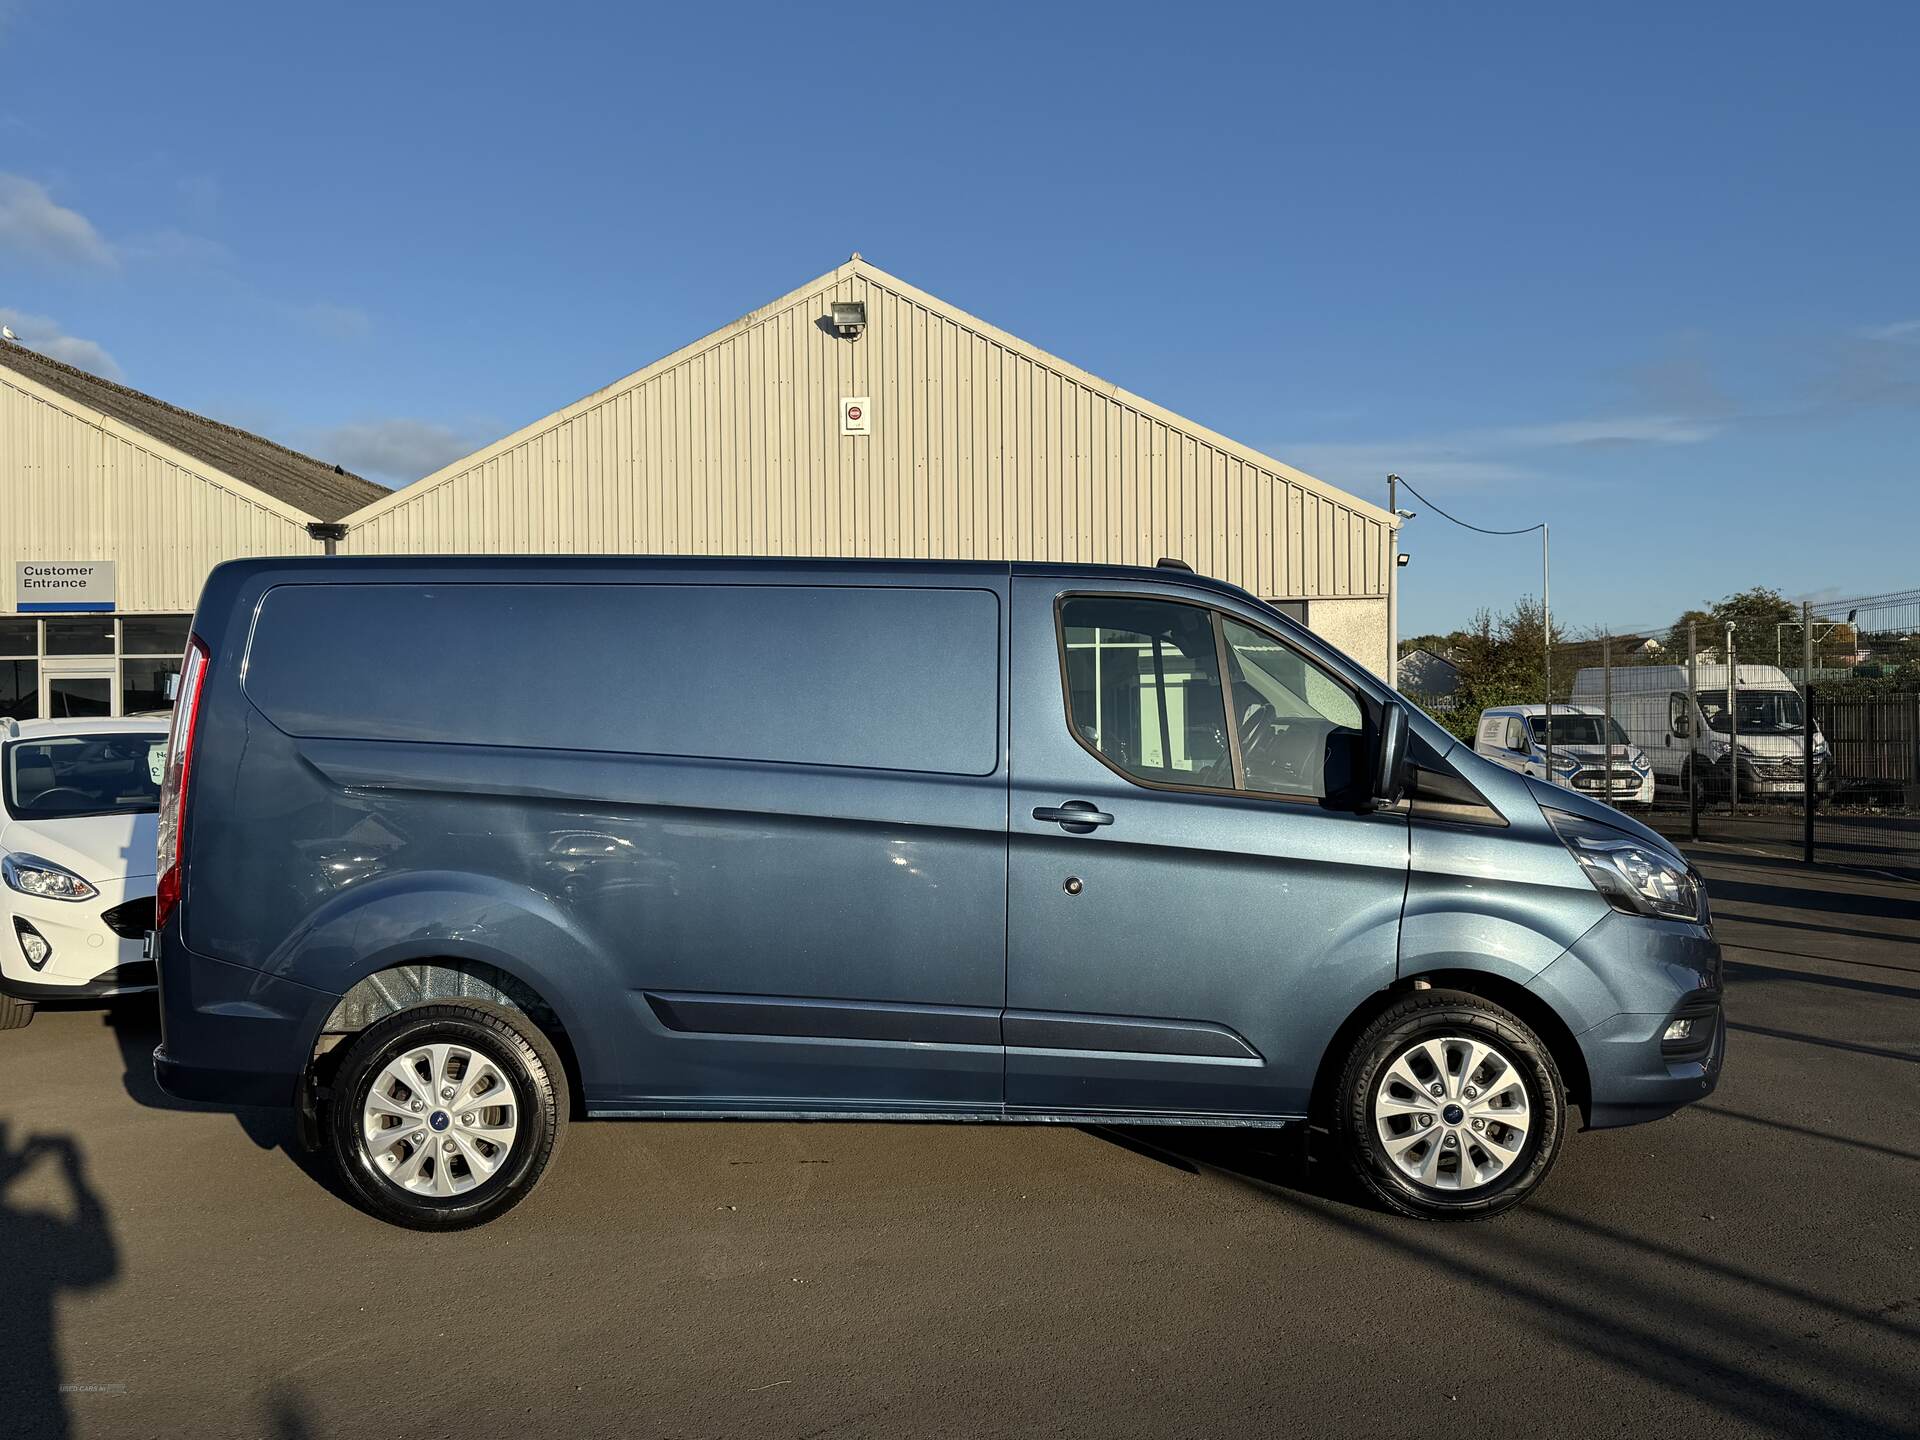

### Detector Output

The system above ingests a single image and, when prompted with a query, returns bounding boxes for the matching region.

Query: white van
[1473,704,1653,807]
[1568,664,1831,801]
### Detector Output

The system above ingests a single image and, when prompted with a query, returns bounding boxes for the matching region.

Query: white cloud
[0,308,122,378]
[299,418,487,483]
[1865,319,1920,342]
[0,173,115,267]
[1285,442,1538,492]
[1463,414,1724,448]
[1284,412,1717,492]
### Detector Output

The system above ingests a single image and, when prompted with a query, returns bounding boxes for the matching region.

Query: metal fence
[1407,612,1920,883]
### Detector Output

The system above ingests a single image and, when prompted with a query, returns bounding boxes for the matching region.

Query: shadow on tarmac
[0,1122,119,1440]
[1091,1122,1920,1440]
[100,999,351,1206]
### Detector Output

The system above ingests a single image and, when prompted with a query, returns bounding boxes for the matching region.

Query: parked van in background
[1473,704,1653,807]
[1570,664,1831,802]
[152,557,1723,1229]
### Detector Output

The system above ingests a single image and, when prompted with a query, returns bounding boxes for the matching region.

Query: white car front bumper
[0,872,156,998]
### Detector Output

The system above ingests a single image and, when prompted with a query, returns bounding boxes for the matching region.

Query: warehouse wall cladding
[0,255,1399,721]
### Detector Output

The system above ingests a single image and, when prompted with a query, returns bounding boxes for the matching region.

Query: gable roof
[342,255,1395,532]
[0,341,389,522]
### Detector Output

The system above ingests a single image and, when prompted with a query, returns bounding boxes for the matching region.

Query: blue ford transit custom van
[152,557,1722,1228]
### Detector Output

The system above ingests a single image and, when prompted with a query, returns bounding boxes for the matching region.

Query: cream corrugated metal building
[0,344,384,718]
[342,257,1398,673]
[0,256,1397,720]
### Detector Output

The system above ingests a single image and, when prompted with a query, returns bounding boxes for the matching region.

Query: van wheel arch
[307,960,586,1122]
[1312,971,1591,1128]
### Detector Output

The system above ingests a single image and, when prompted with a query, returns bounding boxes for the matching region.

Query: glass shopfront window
[0,612,192,719]
[44,617,117,655]
[122,615,191,656]
[0,658,36,721]
[120,614,189,716]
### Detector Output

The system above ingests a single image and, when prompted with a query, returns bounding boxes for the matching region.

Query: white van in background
[1473,704,1654,807]
[1568,664,1832,801]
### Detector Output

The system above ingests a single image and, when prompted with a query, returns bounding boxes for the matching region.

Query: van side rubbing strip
[1002,1010,1263,1061]
[644,992,1002,1047]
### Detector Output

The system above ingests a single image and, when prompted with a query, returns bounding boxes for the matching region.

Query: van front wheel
[325,1002,568,1230]
[1335,990,1564,1221]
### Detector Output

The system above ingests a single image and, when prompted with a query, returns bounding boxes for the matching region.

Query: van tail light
[155,634,209,930]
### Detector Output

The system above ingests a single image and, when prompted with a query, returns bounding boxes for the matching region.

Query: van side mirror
[1374,704,1410,805]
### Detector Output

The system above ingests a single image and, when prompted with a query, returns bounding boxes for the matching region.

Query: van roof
[1569,663,1796,693]
[1480,704,1602,718]
[203,554,1291,626]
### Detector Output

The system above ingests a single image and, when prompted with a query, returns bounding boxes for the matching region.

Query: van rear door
[1003,575,1407,1119]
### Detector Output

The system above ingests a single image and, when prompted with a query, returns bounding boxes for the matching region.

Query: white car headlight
[1546,810,1705,923]
[1,852,99,902]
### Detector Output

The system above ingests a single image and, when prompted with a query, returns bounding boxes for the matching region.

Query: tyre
[1335,989,1565,1221]
[325,1001,568,1230]
[0,994,33,1030]
[1681,757,1709,807]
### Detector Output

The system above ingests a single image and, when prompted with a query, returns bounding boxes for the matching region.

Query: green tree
[1418,597,1565,741]
[1708,587,1796,658]
[1664,608,1714,656]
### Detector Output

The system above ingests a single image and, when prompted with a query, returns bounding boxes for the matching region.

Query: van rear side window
[243,583,1001,776]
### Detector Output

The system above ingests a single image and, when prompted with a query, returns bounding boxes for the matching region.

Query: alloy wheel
[1373,1035,1532,1192]
[360,1042,520,1197]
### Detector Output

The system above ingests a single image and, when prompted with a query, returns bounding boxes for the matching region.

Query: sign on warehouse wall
[15,561,117,612]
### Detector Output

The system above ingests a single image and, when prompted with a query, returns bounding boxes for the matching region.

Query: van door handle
[1033,802,1114,832]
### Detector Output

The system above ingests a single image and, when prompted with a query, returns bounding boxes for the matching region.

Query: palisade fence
[1405,602,1920,883]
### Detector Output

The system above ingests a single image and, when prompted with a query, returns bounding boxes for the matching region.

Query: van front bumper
[153,925,337,1109]
[1575,994,1725,1127]
[1526,910,1724,1129]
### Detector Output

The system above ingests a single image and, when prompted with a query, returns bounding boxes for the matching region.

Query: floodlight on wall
[830,300,868,339]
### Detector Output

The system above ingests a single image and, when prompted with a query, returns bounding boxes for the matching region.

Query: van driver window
[1060,598,1231,787]
[1219,618,1366,798]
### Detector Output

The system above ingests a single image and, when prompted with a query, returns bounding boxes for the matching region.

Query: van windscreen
[242,583,1002,776]
[1528,714,1630,748]
[1697,689,1803,734]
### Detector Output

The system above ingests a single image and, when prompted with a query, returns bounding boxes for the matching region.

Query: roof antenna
[1156,556,1193,572]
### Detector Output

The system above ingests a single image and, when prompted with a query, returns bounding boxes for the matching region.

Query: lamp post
[1386,475,1416,688]
[1541,523,1553,780]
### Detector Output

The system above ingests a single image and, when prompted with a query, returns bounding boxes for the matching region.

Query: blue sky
[2,2,1914,635]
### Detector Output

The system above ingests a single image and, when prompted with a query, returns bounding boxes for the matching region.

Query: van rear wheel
[325,1002,567,1230]
[1334,989,1564,1221]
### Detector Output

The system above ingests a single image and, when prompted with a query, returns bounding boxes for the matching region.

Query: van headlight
[1545,810,1704,922]
[1,852,99,902]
